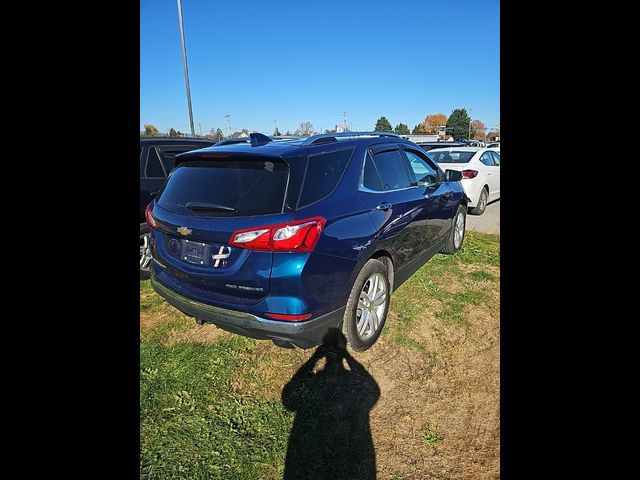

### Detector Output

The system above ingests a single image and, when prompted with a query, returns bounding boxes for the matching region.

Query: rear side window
[369,148,412,191]
[490,151,500,165]
[479,152,494,166]
[298,148,354,208]
[363,152,382,191]
[146,148,166,177]
[156,158,288,217]
[429,151,476,164]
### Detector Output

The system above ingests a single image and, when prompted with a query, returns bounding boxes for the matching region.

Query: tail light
[229,216,326,252]
[145,203,158,230]
[461,169,478,179]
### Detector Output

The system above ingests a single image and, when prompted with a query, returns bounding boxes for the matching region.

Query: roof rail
[302,131,401,145]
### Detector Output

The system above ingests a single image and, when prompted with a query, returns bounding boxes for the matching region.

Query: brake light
[145,203,158,230]
[461,169,478,179]
[229,216,326,252]
[265,312,312,321]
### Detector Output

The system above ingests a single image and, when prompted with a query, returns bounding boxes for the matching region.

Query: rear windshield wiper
[185,202,236,212]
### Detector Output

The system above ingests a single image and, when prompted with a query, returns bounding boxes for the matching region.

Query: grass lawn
[140,231,500,479]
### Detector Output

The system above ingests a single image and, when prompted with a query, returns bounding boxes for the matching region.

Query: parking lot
[467,200,500,235]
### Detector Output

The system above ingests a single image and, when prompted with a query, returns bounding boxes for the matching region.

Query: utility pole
[198,122,203,137]
[176,0,195,137]
[274,120,278,136]
[225,115,232,137]
[342,111,347,129]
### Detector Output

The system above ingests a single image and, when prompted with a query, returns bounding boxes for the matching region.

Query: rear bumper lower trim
[150,273,345,348]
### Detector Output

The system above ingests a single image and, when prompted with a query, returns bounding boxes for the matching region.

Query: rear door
[151,154,292,305]
[479,151,500,200]
[488,150,501,199]
[356,144,430,268]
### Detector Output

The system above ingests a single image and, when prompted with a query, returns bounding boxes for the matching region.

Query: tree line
[141,108,498,142]
[373,109,496,141]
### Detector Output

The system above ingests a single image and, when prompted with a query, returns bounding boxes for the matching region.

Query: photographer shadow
[281,329,380,480]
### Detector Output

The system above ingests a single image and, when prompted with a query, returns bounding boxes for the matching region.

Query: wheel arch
[369,250,395,291]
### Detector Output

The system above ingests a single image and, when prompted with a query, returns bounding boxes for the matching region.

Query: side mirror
[445,169,462,182]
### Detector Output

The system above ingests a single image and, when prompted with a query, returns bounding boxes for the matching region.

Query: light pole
[225,115,232,137]
[176,0,195,137]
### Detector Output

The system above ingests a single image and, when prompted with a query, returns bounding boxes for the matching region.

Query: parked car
[485,142,500,150]
[140,137,215,279]
[426,147,500,215]
[415,141,467,151]
[146,132,468,351]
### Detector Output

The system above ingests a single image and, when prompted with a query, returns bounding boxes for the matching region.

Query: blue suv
[147,132,467,351]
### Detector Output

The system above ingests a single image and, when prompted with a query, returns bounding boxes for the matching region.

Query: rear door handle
[376,202,392,211]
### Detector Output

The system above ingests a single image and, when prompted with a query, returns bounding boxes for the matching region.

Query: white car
[427,147,500,215]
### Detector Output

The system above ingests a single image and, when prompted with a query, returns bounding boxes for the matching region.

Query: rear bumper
[150,272,345,349]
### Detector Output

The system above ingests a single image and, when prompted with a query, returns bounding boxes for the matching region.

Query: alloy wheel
[356,273,388,340]
[454,212,465,249]
[140,233,152,271]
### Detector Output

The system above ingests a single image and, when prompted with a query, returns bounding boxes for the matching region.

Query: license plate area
[183,240,207,264]
[163,235,232,269]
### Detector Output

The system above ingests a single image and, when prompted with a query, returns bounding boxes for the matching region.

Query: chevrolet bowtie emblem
[177,226,192,236]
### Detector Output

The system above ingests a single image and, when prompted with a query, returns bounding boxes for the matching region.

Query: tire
[342,259,390,352]
[140,223,152,280]
[469,187,488,215]
[441,204,466,254]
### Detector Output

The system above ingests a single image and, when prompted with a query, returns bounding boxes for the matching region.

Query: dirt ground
[140,232,500,479]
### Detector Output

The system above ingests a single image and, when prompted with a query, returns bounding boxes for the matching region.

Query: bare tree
[295,122,314,137]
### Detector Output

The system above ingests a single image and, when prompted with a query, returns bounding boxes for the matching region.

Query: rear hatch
[151,153,294,305]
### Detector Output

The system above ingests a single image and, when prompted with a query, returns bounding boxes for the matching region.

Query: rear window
[298,148,353,208]
[428,150,476,164]
[156,158,288,217]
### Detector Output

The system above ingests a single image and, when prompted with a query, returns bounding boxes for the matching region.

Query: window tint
[490,151,500,166]
[429,150,476,164]
[404,150,439,186]
[363,152,383,191]
[370,148,412,190]
[479,152,494,166]
[156,158,288,217]
[146,148,166,177]
[156,145,199,172]
[298,148,353,207]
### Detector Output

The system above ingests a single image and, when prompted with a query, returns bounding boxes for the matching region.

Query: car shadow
[281,329,380,480]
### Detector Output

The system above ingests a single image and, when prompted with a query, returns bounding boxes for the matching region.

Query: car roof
[180,133,414,158]
[428,146,484,152]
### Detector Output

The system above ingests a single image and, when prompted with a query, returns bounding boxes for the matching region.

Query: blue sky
[141,0,499,136]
